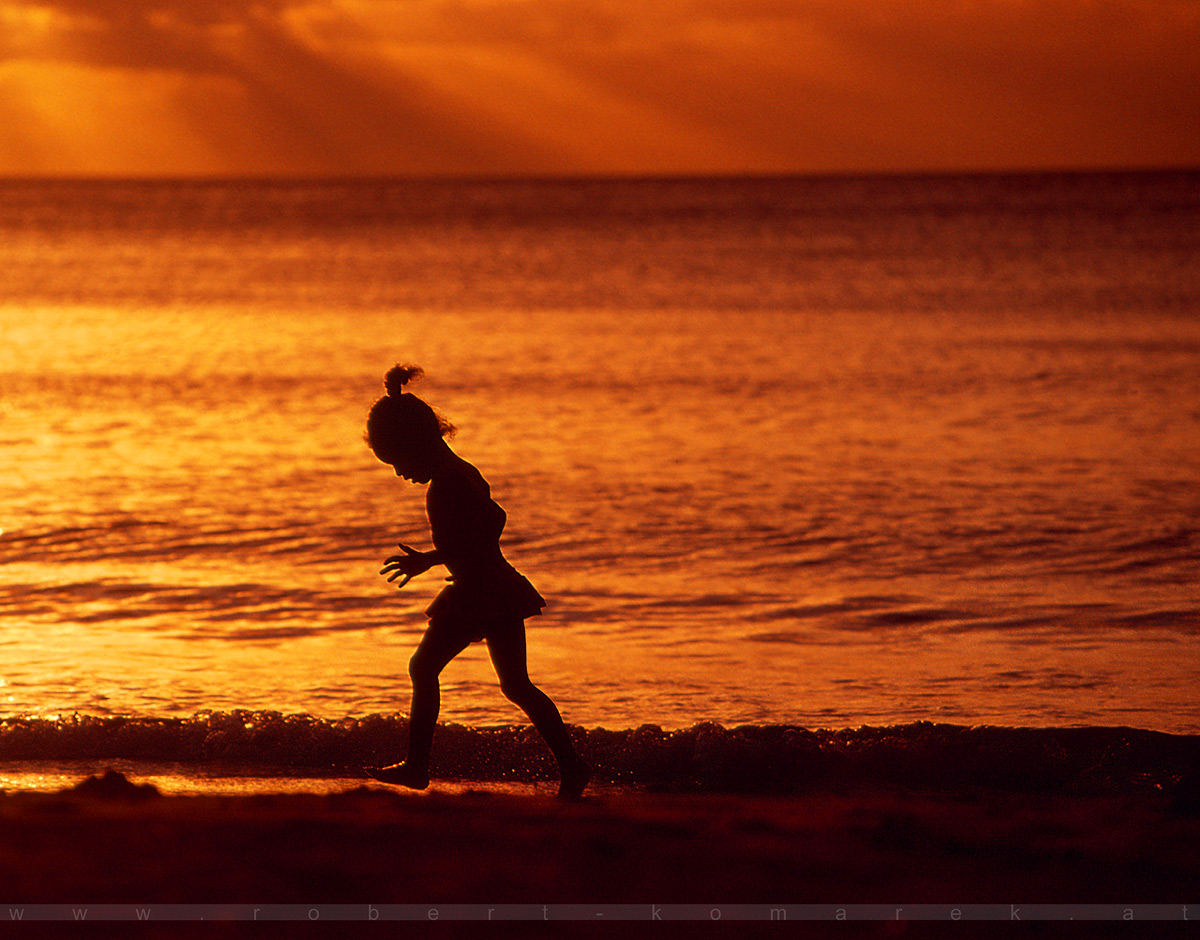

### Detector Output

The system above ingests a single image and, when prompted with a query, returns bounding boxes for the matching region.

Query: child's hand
[380,543,433,589]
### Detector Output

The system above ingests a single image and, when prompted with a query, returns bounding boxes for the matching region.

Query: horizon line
[0,164,1197,187]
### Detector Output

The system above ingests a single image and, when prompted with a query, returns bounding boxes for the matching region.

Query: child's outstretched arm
[380,542,443,589]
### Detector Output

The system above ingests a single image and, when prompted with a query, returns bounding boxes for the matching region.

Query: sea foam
[1,712,1196,797]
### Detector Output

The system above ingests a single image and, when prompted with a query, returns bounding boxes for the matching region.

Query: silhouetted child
[363,365,590,800]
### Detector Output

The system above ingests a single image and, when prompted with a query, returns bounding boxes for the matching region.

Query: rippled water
[1,173,1198,732]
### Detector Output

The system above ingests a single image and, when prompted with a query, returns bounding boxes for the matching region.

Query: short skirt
[425,564,546,642]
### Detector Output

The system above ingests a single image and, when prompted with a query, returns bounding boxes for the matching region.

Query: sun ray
[0,0,1196,176]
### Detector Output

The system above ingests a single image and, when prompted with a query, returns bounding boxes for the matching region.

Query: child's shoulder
[440,456,491,498]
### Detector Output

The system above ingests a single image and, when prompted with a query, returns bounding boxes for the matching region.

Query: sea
[1,172,1198,791]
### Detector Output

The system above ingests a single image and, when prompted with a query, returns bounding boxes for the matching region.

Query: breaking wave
[1,712,1196,797]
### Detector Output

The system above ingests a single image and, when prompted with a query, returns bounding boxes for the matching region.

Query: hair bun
[384,364,424,397]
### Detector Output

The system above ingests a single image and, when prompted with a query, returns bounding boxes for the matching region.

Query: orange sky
[0,0,1197,177]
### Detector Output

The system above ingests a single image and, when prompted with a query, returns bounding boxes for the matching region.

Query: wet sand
[1,772,1196,925]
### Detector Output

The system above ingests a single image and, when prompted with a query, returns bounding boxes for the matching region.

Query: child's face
[381,446,433,484]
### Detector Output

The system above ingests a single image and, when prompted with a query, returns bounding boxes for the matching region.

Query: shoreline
[3,717,1198,798]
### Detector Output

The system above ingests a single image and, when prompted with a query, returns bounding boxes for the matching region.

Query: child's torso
[426,458,508,578]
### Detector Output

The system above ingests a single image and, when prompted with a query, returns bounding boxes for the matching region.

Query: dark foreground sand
[1,772,1197,936]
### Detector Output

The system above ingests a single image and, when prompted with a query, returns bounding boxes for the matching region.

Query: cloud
[0,0,1197,175]
[0,0,563,173]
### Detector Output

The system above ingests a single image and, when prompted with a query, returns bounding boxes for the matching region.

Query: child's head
[366,365,455,479]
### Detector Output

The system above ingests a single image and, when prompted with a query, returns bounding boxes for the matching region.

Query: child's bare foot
[364,762,430,790]
[557,756,591,801]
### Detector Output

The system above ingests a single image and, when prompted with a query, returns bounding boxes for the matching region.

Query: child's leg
[487,623,590,798]
[403,621,473,773]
